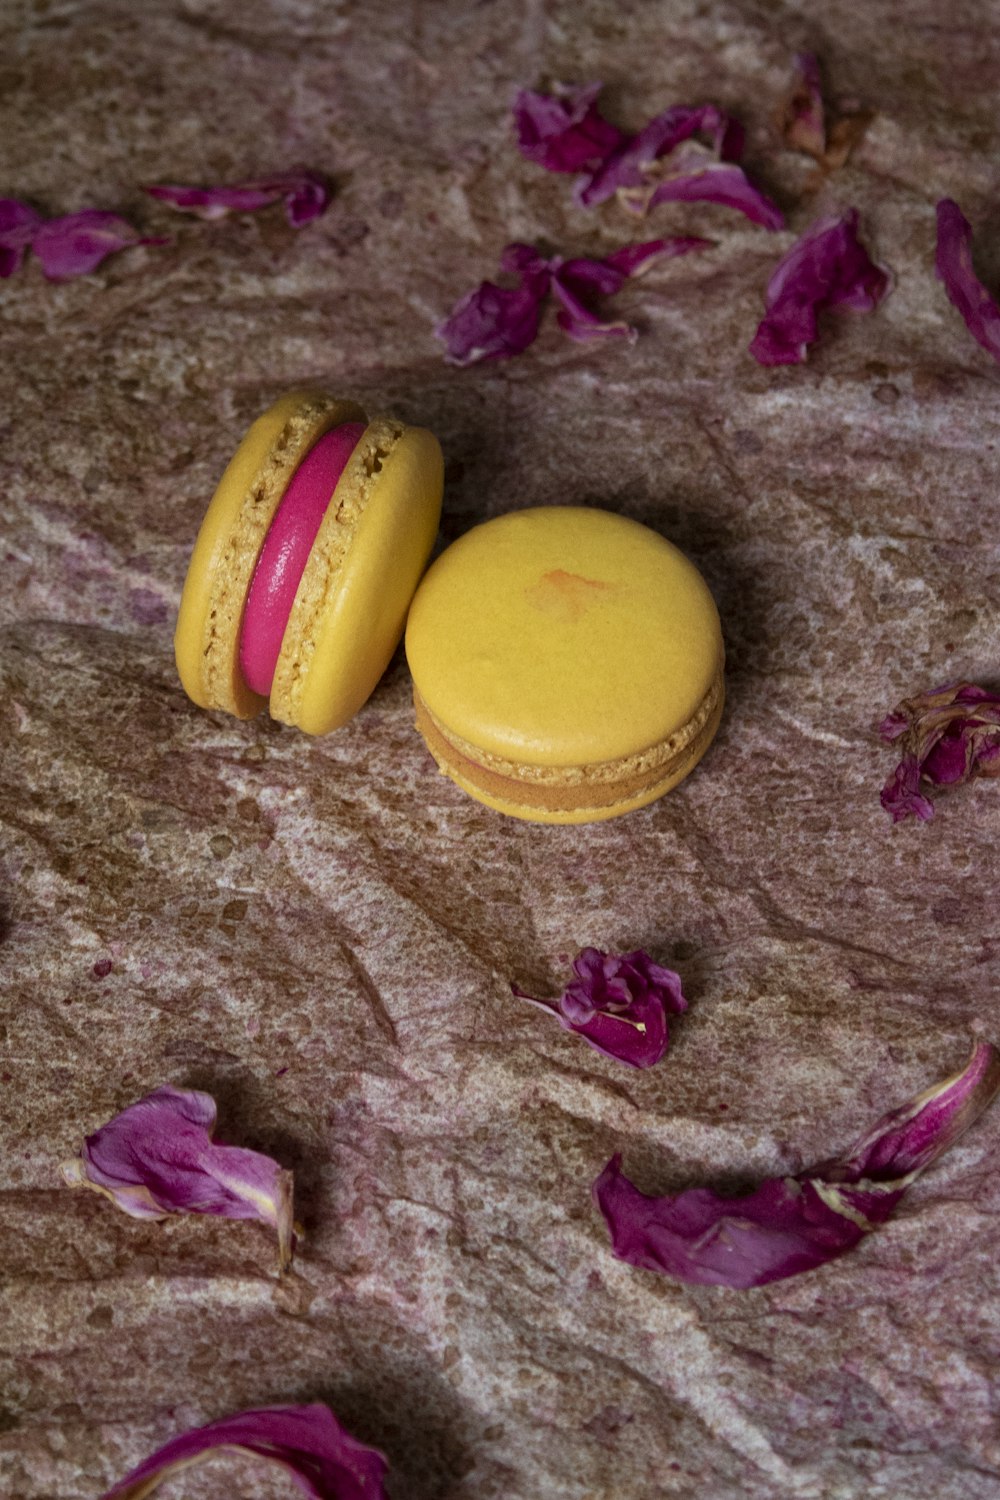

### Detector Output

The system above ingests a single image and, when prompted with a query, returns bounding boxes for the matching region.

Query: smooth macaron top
[405,506,723,767]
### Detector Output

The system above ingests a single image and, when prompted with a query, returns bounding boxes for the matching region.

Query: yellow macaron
[175,390,443,735]
[404,507,724,823]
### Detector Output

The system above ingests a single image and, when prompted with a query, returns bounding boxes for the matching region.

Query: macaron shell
[405,507,724,767]
[174,390,366,718]
[268,421,443,735]
[414,675,724,823]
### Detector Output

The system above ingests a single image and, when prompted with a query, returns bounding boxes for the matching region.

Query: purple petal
[100,1404,388,1500]
[0,197,43,277]
[783,53,827,158]
[62,1084,295,1271]
[601,235,712,278]
[578,103,743,208]
[145,169,330,227]
[749,209,889,365]
[594,1044,1000,1288]
[642,161,785,231]
[30,210,163,281]
[935,198,1000,365]
[879,680,1000,821]
[513,83,626,173]
[513,948,687,1068]
[435,278,547,365]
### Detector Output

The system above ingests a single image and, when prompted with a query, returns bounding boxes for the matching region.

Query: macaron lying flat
[175,390,443,734]
[405,507,724,823]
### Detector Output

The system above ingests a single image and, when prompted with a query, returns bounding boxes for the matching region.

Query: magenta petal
[749,209,889,365]
[62,1084,295,1270]
[145,170,330,227]
[100,1404,388,1500]
[879,680,1000,821]
[513,83,626,173]
[594,1044,1000,1288]
[601,235,712,277]
[514,948,687,1068]
[935,198,1000,365]
[435,279,547,364]
[644,163,784,231]
[0,198,43,277]
[577,103,744,208]
[30,210,162,281]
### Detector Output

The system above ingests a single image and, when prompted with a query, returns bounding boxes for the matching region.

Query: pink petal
[513,83,626,173]
[578,103,744,208]
[935,198,1000,365]
[435,278,548,365]
[100,1404,388,1500]
[513,948,687,1068]
[641,161,784,231]
[749,209,890,365]
[144,169,330,227]
[62,1084,295,1271]
[0,198,43,277]
[601,235,713,278]
[783,53,827,158]
[30,210,163,281]
[879,680,1000,822]
[594,1043,1000,1287]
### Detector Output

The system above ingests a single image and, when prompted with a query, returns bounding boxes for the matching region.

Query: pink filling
[239,422,366,696]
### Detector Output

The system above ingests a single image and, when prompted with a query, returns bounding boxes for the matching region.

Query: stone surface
[2,2,1000,1497]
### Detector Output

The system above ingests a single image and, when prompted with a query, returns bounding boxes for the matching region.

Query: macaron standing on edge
[175,389,444,735]
[405,506,724,823]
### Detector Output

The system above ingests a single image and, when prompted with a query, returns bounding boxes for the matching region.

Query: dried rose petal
[27,210,163,281]
[749,209,890,365]
[594,1043,1000,1288]
[513,948,687,1068]
[879,681,1000,823]
[437,238,709,363]
[631,154,785,232]
[100,1403,388,1500]
[145,169,330,227]
[0,198,43,277]
[782,53,827,158]
[577,102,744,208]
[62,1084,295,1271]
[513,83,626,173]
[935,199,1000,365]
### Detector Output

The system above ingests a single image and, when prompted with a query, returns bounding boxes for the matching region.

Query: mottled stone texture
[2,2,1000,1497]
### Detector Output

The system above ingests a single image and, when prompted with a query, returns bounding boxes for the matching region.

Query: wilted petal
[594,1043,1000,1288]
[513,948,687,1068]
[435,279,548,364]
[31,210,164,281]
[100,1404,388,1500]
[145,169,330,227]
[749,209,889,364]
[62,1084,295,1271]
[578,103,743,208]
[0,198,43,277]
[639,159,784,231]
[879,680,1000,822]
[601,235,712,278]
[935,199,1000,365]
[513,82,626,173]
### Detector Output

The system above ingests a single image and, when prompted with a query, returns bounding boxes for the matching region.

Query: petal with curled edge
[513,948,687,1068]
[880,680,1000,822]
[62,1084,295,1271]
[100,1403,388,1500]
[145,169,330,227]
[594,1043,1000,1287]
